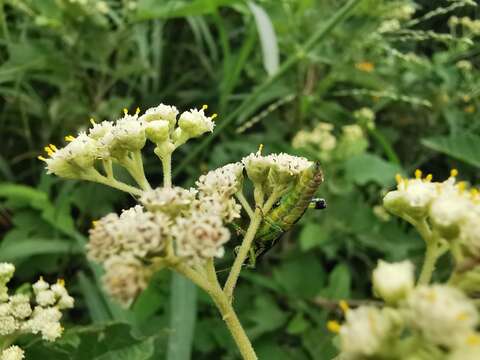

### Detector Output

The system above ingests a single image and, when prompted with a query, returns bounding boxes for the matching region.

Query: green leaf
[77,272,112,323]
[135,0,240,20]
[247,294,288,339]
[300,223,330,251]
[422,133,480,168]
[272,253,326,298]
[95,338,155,360]
[0,238,82,262]
[167,273,197,360]
[248,2,279,75]
[344,153,402,186]
[320,263,351,300]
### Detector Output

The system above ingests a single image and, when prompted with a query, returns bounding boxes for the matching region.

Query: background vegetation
[0,0,479,358]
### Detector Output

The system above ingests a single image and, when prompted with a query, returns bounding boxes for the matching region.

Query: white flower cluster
[384,170,480,252]
[242,152,313,192]
[88,164,246,306]
[0,263,73,357]
[0,346,24,360]
[292,122,367,163]
[39,103,216,180]
[333,260,480,360]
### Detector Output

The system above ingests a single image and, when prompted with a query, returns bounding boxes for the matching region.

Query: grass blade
[167,273,197,360]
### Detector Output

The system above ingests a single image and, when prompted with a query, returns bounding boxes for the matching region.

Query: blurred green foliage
[0,0,479,359]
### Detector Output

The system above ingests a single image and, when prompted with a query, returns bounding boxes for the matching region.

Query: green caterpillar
[248,162,325,265]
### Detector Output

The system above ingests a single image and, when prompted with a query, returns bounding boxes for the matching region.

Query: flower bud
[177,108,215,138]
[139,103,178,129]
[372,260,414,303]
[145,120,170,143]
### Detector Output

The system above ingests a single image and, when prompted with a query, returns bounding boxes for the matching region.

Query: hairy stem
[173,262,257,360]
[162,152,172,188]
[223,207,263,301]
[235,191,254,219]
[414,219,439,285]
[119,152,151,191]
[86,170,143,196]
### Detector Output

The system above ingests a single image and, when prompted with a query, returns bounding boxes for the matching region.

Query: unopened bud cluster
[0,263,73,359]
[330,261,480,360]
[292,120,369,163]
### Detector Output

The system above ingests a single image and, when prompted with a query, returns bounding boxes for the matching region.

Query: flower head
[196,162,244,197]
[406,285,478,348]
[43,133,98,179]
[102,256,150,307]
[372,260,414,304]
[140,187,197,216]
[339,306,402,357]
[139,103,179,128]
[1,345,24,360]
[173,212,230,265]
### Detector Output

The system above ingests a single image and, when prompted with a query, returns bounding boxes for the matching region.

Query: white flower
[175,107,215,144]
[429,181,472,239]
[139,187,196,215]
[87,206,168,262]
[1,345,24,360]
[88,120,114,140]
[372,260,414,303]
[459,213,480,258]
[195,195,241,223]
[339,306,401,357]
[139,103,179,128]
[196,162,244,197]
[107,114,146,155]
[0,315,18,336]
[36,289,57,307]
[383,174,436,218]
[24,306,63,341]
[241,152,273,184]
[145,120,170,143]
[51,282,75,309]
[32,277,50,293]
[266,153,313,191]
[406,285,478,348]
[173,212,230,265]
[44,133,98,179]
[102,256,150,307]
[9,294,32,319]
[0,263,14,301]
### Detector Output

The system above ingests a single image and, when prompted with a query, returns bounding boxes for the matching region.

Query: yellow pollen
[44,146,54,156]
[450,169,458,178]
[471,188,479,199]
[327,320,341,333]
[123,108,128,115]
[92,220,98,227]
[339,300,350,314]
[49,144,58,151]
[355,61,375,72]
[457,181,466,193]
[57,278,65,286]
[65,135,75,142]
[415,169,422,179]
[37,156,47,161]
[211,113,218,120]
[135,107,140,114]
[90,118,96,126]
[395,173,403,184]
[258,144,264,155]
[425,174,433,182]
[202,104,208,110]
[467,334,480,346]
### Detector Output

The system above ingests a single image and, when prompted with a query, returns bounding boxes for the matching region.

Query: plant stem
[131,151,152,190]
[235,191,254,219]
[86,170,143,196]
[173,262,257,360]
[413,219,439,285]
[162,152,172,188]
[223,207,263,301]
